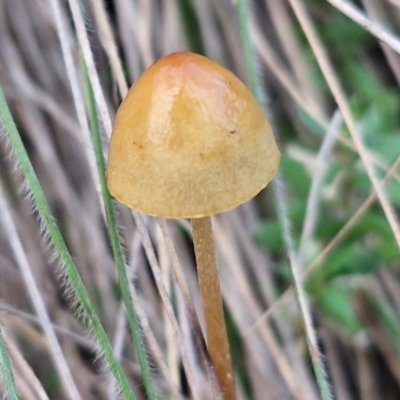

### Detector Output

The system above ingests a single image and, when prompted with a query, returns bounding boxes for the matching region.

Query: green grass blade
[81,52,157,400]
[0,86,135,400]
[235,2,334,399]
[0,324,19,400]
[236,0,265,110]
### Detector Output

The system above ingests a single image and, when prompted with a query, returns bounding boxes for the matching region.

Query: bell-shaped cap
[107,52,280,218]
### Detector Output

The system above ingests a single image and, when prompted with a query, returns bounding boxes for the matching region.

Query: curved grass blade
[234,2,335,399]
[81,51,157,400]
[0,86,136,400]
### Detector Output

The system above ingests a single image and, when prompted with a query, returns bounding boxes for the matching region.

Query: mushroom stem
[191,217,236,400]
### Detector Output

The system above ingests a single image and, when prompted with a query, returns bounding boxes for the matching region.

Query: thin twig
[90,0,129,97]
[67,0,113,136]
[298,110,342,268]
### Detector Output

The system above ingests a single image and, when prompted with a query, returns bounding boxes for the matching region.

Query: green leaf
[348,212,398,263]
[315,285,363,334]
[297,106,326,137]
[386,178,400,207]
[364,129,400,167]
[316,244,378,282]
[254,220,283,252]
[319,11,372,50]
[280,155,311,198]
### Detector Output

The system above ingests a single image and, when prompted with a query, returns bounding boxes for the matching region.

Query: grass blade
[0,179,81,400]
[81,48,157,400]
[235,1,335,399]
[0,324,19,400]
[0,86,136,399]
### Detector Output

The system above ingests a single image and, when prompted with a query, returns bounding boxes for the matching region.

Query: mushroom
[107,52,280,400]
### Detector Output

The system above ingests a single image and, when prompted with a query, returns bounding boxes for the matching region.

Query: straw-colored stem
[191,217,236,400]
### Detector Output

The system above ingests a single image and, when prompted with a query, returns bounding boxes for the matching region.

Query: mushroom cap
[107,52,280,218]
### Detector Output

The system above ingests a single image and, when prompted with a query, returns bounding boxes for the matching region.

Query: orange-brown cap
[107,52,280,218]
